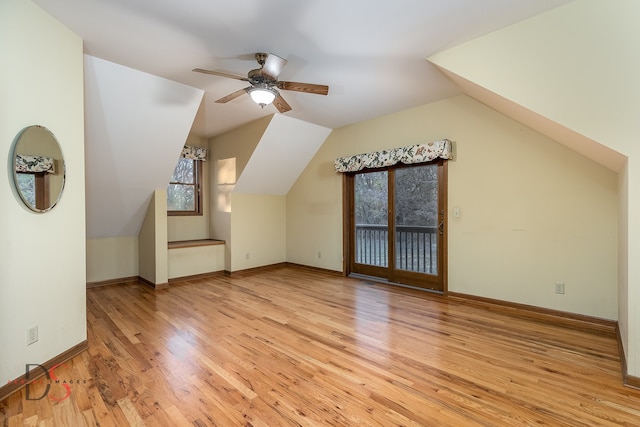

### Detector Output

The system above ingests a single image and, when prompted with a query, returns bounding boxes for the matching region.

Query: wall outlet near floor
[317,251,322,259]
[245,253,250,260]
[555,283,565,294]
[27,325,38,345]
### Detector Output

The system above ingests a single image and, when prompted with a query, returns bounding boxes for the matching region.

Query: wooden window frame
[167,159,203,216]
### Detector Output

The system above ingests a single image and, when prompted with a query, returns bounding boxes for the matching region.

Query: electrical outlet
[555,283,565,294]
[245,253,250,260]
[318,251,322,259]
[27,326,38,345]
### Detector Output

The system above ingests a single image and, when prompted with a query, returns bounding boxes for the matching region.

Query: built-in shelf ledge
[168,239,225,249]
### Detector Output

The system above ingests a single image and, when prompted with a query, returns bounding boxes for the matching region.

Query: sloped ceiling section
[84,55,204,238]
[233,114,331,195]
[428,0,629,172]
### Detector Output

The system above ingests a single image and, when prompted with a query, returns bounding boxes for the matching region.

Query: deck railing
[355,224,438,273]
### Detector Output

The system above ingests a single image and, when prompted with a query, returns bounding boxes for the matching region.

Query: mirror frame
[9,125,66,213]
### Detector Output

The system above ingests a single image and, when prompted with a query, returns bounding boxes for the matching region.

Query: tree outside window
[17,173,36,207]
[167,158,202,215]
[16,172,47,210]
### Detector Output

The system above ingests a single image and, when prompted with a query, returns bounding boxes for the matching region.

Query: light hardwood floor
[2,266,640,426]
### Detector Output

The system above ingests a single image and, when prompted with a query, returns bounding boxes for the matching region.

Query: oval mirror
[10,125,65,212]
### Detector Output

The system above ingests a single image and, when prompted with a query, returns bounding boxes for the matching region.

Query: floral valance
[334,139,452,173]
[181,145,207,161]
[15,154,56,174]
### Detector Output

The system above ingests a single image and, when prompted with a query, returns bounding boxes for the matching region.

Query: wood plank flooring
[3,265,640,426]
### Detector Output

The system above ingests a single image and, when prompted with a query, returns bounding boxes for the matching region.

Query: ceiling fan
[193,53,329,113]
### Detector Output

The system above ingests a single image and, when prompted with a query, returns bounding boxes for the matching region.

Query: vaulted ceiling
[32,0,578,239]
[33,0,572,138]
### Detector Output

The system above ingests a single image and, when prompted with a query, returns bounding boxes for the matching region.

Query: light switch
[453,207,460,218]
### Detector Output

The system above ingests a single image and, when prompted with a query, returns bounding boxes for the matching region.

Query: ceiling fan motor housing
[247,68,276,86]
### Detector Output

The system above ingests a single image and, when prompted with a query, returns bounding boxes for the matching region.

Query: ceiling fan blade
[272,94,292,113]
[215,87,250,103]
[193,68,249,81]
[261,53,288,80]
[278,81,329,95]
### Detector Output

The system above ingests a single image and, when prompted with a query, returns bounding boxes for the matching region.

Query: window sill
[168,239,225,249]
[167,211,203,217]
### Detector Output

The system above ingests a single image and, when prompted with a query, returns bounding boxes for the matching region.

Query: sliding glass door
[348,161,446,291]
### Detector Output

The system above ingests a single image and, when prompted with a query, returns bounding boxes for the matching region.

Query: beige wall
[138,190,168,285]
[231,193,287,271]
[209,115,273,270]
[168,245,225,279]
[619,160,629,357]
[447,97,617,317]
[167,134,210,242]
[86,237,138,283]
[287,95,618,320]
[0,0,86,384]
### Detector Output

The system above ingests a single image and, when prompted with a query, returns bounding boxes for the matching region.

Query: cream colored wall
[209,116,274,179]
[287,95,618,320]
[447,97,617,318]
[209,115,273,270]
[0,0,86,384]
[427,0,639,375]
[619,161,629,356]
[86,237,138,283]
[167,134,210,242]
[168,245,225,279]
[286,148,344,270]
[138,190,168,285]
[138,193,157,283]
[231,193,287,271]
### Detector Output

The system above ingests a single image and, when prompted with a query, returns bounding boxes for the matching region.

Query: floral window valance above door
[181,145,208,161]
[15,154,56,174]
[334,139,453,173]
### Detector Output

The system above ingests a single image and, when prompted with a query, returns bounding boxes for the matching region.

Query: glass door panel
[394,164,439,275]
[354,171,388,268]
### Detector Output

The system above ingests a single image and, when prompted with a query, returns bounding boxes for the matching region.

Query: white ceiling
[33,0,572,139]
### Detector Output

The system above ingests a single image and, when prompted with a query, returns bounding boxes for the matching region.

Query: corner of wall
[138,190,168,285]
[154,189,168,285]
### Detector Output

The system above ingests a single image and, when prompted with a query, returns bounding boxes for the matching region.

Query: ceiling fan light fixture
[248,87,277,108]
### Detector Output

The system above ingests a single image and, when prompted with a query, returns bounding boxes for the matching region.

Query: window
[167,157,202,215]
[17,172,48,210]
